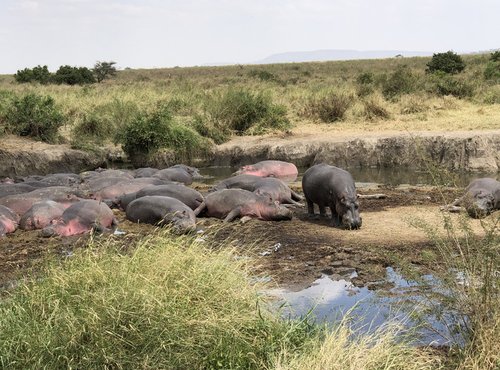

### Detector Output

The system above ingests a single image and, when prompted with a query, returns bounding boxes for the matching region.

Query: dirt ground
[4,184,496,292]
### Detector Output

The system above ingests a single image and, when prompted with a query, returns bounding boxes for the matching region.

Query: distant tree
[93,61,117,83]
[53,65,95,85]
[490,51,500,62]
[426,51,465,74]
[14,65,51,84]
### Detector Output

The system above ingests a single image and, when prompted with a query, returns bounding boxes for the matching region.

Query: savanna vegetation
[0,51,498,161]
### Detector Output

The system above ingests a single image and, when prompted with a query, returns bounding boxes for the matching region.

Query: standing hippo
[302,164,362,229]
[447,178,500,218]
[119,184,204,211]
[19,200,66,230]
[0,205,19,236]
[42,200,117,237]
[126,196,196,233]
[194,189,293,222]
[234,160,298,182]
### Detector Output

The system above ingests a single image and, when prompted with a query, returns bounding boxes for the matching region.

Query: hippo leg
[291,190,303,201]
[319,205,328,218]
[224,207,242,222]
[306,198,316,218]
[287,198,304,207]
[193,202,206,216]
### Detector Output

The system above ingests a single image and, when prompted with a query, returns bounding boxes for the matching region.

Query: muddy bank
[0,136,113,178]
[195,130,500,172]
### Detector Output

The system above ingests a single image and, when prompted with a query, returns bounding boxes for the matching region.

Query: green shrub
[119,104,210,161]
[426,51,465,74]
[14,65,51,84]
[305,91,354,122]
[191,114,230,144]
[248,69,277,82]
[483,61,500,82]
[432,74,474,98]
[53,65,96,85]
[356,72,374,85]
[382,65,418,99]
[71,110,115,146]
[199,89,290,139]
[6,93,64,143]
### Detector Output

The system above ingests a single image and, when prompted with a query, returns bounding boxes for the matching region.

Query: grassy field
[0,53,499,161]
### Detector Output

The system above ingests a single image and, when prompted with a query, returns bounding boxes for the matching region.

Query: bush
[483,61,500,82]
[382,65,418,99]
[399,94,430,114]
[71,110,115,146]
[432,74,474,98]
[119,104,210,161]
[197,89,290,141]
[53,65,96,85]
[6,93,64,143]
[304,91,354,122]
[14,65,51,84]
[363,96,391,120]
[490,51,500,62]
[426,51,465,74]
[248,69,277,82]
[356,72,374,85]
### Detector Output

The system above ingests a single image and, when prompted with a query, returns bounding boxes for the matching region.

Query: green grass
[0,230,442,369]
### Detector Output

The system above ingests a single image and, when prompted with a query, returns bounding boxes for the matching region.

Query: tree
[93,61,117,83]
[14,65,51,84]
[426,51,465,74]
[53,65,96,85]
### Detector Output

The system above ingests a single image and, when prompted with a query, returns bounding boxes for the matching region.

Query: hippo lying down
[442,178,500,218]
[195,189,293,222]
[0,205,19,237]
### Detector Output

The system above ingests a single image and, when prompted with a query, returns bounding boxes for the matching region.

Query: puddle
[266,267,466,346]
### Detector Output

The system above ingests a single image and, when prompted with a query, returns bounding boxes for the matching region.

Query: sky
[0,0,499,73]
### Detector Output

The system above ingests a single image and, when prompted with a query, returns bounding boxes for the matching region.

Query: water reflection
[199,166,495,187]
[266,267,466,346]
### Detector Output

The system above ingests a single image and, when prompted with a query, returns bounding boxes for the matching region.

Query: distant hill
[256,49,434,64]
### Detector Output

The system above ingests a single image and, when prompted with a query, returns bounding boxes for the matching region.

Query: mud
[2,184,484,292]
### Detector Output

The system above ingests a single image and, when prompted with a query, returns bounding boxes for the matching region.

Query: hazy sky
[1,0,498,73]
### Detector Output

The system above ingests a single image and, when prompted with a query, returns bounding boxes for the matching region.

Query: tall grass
[0,231,442,369]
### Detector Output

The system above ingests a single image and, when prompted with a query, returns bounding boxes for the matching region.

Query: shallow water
[199,166,497,187]
[266,267,465,346]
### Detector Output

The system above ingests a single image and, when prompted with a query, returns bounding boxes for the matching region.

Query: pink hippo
[234,160,298,182]
[0,205,19,236]
[42,200,117,237]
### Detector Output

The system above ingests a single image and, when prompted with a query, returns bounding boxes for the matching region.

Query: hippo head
[234,165,255,176]
[335,195,362,230]
[163,211,196,234]
[465,192,494,218]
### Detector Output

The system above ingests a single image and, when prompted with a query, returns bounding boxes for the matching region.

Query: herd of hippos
[0,160,499,238]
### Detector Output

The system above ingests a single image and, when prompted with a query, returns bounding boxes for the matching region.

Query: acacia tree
[93,61,117,83]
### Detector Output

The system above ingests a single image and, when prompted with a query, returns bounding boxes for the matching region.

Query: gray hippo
[0,183,39,198]
[119,184,204,211]
[194,189,293,222]
[302,164,362,229]
[234,160,298,182]
[90,178,167,205]
[212,175,302,206]
[0,205,19,236]
[125,195,196,233]
[19,200,66,230]
[134,167,159,178]
[39,173,81,186]
[42,200,117,237]
[153,165,202,185]
[445,178,500,218]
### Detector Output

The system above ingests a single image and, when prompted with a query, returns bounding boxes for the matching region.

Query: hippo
[302,164,362,229]
[42,200,117,237]
[234,160,299,182]
[0,183,38,198]
[39,173,81,186]
[447,178,500,218]
[194,189,293,222]
[0,187,81,216]
[0,205,19,236]
[19,200,66,230]
[119,184,204,211]
[152,165,200,185]
[90,178,168,205]
[125,196,196,233]
[134,167,159,178]
[212,175,302,206]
